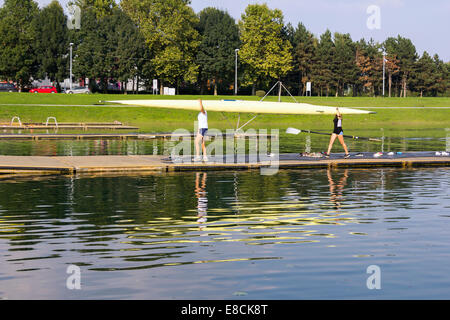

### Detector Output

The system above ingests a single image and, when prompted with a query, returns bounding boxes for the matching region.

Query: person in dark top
[325,108,350,158]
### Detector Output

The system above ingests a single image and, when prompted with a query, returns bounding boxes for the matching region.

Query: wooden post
[278,81,282,102]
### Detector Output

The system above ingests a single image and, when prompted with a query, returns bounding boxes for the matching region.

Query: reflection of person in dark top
[325,107,350,158]
[327,168,348,210]
[195,172,208,225]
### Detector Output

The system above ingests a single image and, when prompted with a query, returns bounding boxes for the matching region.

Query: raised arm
[198,99,206,114]
[336,107,342,118]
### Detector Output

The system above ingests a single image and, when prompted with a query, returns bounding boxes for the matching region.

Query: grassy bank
[0,93,448,133]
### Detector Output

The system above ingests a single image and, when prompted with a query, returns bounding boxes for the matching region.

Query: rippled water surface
[0,168,449,299]
[0,128,448,156]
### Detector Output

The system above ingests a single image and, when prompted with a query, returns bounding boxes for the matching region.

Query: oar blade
[286,127,301,135]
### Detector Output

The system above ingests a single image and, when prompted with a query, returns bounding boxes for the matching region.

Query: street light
[69,43,74,91]
[235,49,239,95]
[382,51,386,97]
[379,48,386,97]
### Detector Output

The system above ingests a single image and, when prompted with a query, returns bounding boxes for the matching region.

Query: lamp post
[381,50,386,97]
[69,43,74,91]
[235,48,239,95]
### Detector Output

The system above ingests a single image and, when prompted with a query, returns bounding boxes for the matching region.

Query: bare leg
[337,135,349,155]
[195,134,202,157]
[202,138,207,157]
[327,134,338,155]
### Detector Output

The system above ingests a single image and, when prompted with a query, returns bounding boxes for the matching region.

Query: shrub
[255,90,266,97]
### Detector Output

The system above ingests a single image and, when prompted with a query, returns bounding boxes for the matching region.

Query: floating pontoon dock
[0,132,277,140]
[0,119,138,130]
[0,124,139,130]
[0,152,448,176]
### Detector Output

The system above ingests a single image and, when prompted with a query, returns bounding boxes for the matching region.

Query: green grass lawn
[0,93,448,133]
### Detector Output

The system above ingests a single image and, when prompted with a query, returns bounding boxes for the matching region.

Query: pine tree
[196,7,240,95]
[333,33,358,96]
[355,39,383,96]
[311,30,334,96]
[413,51,435,97]
[292,23,316,96]
[384,36,417,97]
[384,53,400,97]
[431,54,449,97]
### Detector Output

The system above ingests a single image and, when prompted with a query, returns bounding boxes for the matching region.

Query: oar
[286,127,382,142]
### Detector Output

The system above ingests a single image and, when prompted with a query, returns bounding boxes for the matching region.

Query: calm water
[1,168,449,299]
[0,128,448,156]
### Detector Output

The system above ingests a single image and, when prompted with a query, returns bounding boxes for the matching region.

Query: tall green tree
[292,22,316,96]
[72,0,117,18]
[72,8,104,90]
[112,8,152,93]
[412,51,436,97]
[0,0,39,90]
[383,53,400,97]
[355,39,383,96]
[73,7,150,93]
[311,30,334,96]
[279,22,299,94]
[431,54,449,97]
[196,7,240,95]
[384,35,417,97]
[121,0,200,93]
[238,3,293,95]
[333,33,358,96]
[34,0,69,90]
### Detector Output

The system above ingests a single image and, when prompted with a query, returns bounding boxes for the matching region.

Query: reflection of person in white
[195,172,208,225]
[194,99,208,162]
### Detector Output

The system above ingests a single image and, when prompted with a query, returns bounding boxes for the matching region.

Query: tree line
[0,0,448,97]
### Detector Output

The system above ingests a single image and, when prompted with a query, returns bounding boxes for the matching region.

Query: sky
[1,0,449,61]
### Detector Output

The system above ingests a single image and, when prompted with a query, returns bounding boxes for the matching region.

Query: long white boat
[107,99,375,115]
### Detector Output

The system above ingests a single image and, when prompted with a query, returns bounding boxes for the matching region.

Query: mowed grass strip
[0,93,448,132]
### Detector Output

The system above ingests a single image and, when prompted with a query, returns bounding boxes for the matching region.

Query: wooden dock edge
[0,156,448,177]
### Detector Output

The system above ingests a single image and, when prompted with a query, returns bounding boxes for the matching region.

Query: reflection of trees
[231,168,420,211]
[0,168,425,252]
[0,139,163,157]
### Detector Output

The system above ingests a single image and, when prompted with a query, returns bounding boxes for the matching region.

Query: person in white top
[195,99,208,161]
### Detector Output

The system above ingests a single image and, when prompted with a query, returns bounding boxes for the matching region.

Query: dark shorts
[333,128,343,135]
[199,128,208,137]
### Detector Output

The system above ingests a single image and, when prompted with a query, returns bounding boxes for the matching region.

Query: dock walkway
[0,152,448,176]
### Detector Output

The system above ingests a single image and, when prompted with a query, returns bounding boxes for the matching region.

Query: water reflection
[0,128,448,156]
[195,172,208,226]
[0,168,449,299]
[327,168,348,210]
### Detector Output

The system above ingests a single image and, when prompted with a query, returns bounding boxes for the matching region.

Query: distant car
[0,83,18,92]
[29,86,57,93]
[65,86,91,94]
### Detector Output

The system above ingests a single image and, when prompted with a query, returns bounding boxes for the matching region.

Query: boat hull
[107,100,375,115]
